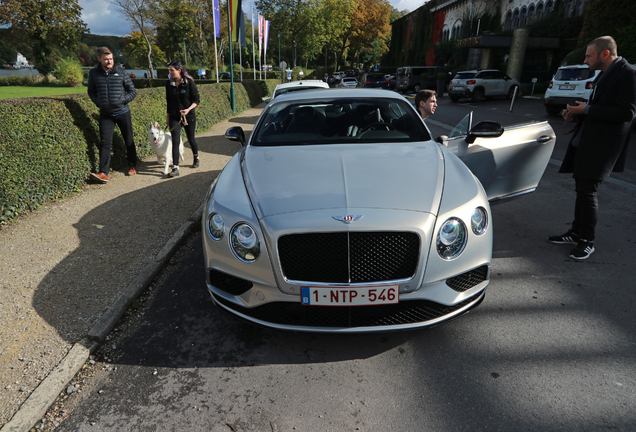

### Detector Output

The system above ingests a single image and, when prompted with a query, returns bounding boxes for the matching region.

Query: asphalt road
[43,95,636,432]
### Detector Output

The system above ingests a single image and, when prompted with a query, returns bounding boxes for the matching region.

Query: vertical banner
[239,10,246,47]
[263,20,270,62]
[229,0,240,42]
[213,0,220,38]
[258,15,263,62]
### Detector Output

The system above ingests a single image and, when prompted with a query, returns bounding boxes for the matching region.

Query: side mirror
[466,121,504,144]
[225,126,246,146]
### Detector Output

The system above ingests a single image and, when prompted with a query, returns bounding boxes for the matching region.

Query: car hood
[243,143,445,218]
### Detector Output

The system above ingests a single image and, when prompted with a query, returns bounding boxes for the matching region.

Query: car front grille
[446,265,489,292]
[278,232,420,284]
[209,270,253,296]
[212,291,484,328]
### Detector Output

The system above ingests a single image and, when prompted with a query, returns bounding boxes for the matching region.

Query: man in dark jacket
[548,36,636,259]
[87,46,138,183]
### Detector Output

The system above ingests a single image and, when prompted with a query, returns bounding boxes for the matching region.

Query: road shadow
[31,137,241,343]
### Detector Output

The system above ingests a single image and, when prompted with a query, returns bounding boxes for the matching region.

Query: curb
[1,204,205,432]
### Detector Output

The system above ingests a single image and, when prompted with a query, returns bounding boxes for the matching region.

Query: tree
[124,31,166,68]
[0,0,87,75]
[111,0,161,77]
[578,0,636,62]
[156,0,198,62]
[336,0,391,67]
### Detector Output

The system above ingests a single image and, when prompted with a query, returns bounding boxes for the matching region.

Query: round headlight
[207,213,225,240]
[471,207,488,235]
[230,223,261,262]
[436,218,467,260]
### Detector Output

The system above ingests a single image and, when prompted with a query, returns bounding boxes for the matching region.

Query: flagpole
[252,5,256,80]
[239,32,243,82]
[227,0,235,112]
[213,0,219,83]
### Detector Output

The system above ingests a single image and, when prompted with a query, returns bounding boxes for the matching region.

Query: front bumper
[544,96,587,106]
[206,265,490,333]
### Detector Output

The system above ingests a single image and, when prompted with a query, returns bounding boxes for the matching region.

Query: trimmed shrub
[56,58,84,87]
[0,79,277,225]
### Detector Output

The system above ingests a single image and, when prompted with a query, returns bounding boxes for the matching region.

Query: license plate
[453,86,465,90]
[559,85,575,90]
[301,285,399,306]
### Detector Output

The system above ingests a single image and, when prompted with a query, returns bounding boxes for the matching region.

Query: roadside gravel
[0,104,264,428]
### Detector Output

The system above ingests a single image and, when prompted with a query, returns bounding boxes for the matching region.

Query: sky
[79,0,426,37]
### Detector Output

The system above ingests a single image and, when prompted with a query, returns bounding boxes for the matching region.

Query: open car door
[443,112,556,202]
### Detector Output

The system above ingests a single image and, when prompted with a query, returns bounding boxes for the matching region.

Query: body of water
[0,68,155,78]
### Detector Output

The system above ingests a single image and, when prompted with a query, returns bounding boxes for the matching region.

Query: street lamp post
[278,31,282,83]
[294,40,297,70]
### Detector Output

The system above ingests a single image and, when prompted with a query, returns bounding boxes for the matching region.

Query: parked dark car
[396,66,451,93]
[219,72,231,80]
[363,73,391,89]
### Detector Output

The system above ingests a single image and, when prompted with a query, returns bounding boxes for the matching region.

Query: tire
[450,96,460,102]
[413,84,421,93]
[507,85,519,100]
[545,105,562,116]
[471,88,485,102]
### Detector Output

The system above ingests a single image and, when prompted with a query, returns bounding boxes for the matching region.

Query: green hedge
[0,79,279,225]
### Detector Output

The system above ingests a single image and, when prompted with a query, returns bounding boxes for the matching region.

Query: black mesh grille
[213,291,484,328]
[278,232,420,283]
[209,270,253,296]
[446,265,489,292]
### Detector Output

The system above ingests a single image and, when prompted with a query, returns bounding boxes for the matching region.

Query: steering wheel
[359,121,394,133]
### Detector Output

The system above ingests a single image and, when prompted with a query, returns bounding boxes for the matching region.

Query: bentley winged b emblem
[333,215,363,224]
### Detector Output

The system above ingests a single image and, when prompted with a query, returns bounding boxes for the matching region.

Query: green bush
[56,58,84,87]
[0,80,274,225]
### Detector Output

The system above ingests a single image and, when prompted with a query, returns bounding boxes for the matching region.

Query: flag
[213,0,220,38]
[239,10,246,47]
[263,20,270,61]
[229,0,241,42]
[258,14,263,60]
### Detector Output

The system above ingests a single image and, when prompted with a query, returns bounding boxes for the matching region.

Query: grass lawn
[0,86,88,100]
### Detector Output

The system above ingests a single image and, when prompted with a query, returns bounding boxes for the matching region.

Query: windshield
[554,68,595,81]
[275,86,325,97]
[252,98,431,146]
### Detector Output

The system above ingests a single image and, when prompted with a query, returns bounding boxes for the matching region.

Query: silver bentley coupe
[202,89,555,332]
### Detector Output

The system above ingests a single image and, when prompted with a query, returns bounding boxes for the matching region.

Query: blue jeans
[98,110,136,174]
[572,178,602,241]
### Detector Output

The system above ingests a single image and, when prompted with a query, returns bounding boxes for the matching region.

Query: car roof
[274,80,329,90]
[268,88,406,104]
[557,64,590,69]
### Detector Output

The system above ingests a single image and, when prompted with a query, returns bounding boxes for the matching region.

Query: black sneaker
[548,230,580,245]
[168,166,180,177]
[569,240,595,260]
[192,156,200,169]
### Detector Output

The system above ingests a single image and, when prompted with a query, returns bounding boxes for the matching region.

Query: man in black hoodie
[87,46,138,183]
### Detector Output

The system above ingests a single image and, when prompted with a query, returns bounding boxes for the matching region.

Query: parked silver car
[448,69,520,102]
[202,89,555,332]
[340,77,359,88]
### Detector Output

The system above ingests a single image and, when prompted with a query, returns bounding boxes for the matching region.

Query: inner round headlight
[436,218,467,260]
[207,213,225,240]
[230,223,261,262]
[471,207,488,235]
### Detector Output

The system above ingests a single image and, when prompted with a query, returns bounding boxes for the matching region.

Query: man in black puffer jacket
[87,46,138,183]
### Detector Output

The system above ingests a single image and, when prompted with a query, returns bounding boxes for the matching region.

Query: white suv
[543,65,600,115]
[448,69,520,102]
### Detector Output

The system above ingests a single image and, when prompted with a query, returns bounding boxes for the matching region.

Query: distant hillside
[81,34,126,52]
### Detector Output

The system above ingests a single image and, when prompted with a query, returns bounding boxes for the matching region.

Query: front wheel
[413,84,421,93]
